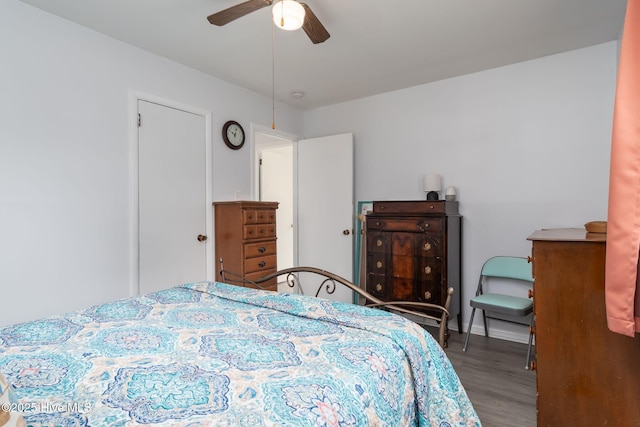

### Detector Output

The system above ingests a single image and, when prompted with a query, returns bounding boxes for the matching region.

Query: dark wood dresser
[528,228,640,426]
[365,200,462,331]
[214,201,279,290]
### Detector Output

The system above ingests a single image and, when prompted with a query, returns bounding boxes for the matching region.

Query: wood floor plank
[429,328,537,427]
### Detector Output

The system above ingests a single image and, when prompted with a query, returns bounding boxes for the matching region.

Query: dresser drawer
[243,224,276,240]
[367,252,388,273]
[245,269,277,291]
[245,241,276,258]
[415,284,441,303]
[373,200,458,215]
[416,258,442,280]
[388,277,414,300]
[256,209,276,224]
[366,273,388,299]
[367,233,391,254]
[368,217,443,233]
[417,235,443,257]
[245,254,277,274]
[243,209,277,224]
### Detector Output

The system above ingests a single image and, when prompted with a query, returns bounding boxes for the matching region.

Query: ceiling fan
[207,0,330,44]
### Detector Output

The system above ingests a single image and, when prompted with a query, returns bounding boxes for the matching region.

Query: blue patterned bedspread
[0,282,481,426]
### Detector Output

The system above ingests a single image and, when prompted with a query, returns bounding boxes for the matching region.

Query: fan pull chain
[280,0,285,28]
[272,20,276,129]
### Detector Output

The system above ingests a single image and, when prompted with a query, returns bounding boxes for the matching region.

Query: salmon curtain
[606,0,640,337]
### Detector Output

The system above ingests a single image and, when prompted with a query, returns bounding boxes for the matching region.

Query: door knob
[197,234,207,242]
[343,229,351,235]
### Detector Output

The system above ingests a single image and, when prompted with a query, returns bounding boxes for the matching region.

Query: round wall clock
[222,120,245,150]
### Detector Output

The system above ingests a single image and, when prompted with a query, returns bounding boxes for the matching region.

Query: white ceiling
[19,0,627,110]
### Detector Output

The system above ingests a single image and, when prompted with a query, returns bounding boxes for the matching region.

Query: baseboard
[465,323,532,345]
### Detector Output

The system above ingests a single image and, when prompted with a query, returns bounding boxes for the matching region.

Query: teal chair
[462,256,534,369]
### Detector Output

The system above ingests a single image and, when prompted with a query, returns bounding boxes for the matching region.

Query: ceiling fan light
[272,0,305,31]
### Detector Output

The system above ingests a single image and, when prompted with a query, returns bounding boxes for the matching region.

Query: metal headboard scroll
[280,271,304,295]
[278,271,340,297]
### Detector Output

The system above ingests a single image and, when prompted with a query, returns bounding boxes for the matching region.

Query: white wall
[303,42,617,342]
[0,0,302,326]
[0,0,618,345]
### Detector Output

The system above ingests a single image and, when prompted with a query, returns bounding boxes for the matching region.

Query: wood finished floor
[428,327,537,427]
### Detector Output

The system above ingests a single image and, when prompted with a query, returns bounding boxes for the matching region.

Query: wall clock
[222,120,245,150]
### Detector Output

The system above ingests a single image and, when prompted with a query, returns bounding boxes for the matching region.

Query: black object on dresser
[365,200,462,332]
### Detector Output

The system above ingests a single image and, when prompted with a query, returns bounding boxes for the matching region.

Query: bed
[0,267,480,426]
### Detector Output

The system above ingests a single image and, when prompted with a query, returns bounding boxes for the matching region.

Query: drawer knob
[424,266,431,275]
[258,261,266,268]
[343,229,351,235]
[376,261,383,269]
[424,291,432,299]
[375,221,382,227]
[528,289,534,299]
[197,234,207,242]
[375,283,383,292]
[527,256,533,263]
[258,246,266,253]
[424,242,431,251]
[376,239,383,247]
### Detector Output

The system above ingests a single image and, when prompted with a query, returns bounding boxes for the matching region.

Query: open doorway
[253,131,296,273]
[253,127,355,300]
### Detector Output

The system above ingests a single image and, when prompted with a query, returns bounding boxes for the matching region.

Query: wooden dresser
[365,200,462,331]
[214,201,279,290]
[528,228,640,426]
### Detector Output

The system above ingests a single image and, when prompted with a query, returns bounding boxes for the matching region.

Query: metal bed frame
[220,264,453,348]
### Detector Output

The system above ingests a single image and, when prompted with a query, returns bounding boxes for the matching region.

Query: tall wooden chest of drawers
[365,200,462,331]
[214,201,279,290]
[528,228,640,426]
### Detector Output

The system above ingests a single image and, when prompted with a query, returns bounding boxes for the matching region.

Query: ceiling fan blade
[207,0,273,26]
[300,3,330,44]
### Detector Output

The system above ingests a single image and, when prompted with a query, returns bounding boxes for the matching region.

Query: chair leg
[462,307,476,352]
[525,314,535,370]
[481,310,489,337]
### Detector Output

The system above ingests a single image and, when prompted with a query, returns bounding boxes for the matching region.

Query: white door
[261,146,294,270]
[298,133,354,302]
[138,100,208,294]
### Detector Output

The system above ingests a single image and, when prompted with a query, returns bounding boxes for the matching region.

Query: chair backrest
[481,256,533,283]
